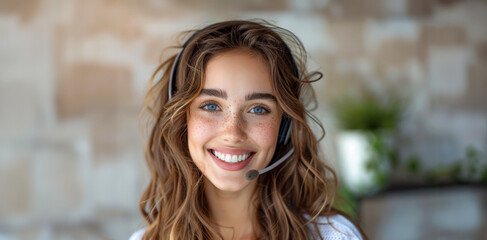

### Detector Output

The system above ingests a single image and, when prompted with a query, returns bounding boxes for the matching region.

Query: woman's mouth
[208,149,256,171]
[210,149,253,163]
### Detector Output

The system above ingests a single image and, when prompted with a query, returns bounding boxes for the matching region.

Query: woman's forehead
[203,49,274,94]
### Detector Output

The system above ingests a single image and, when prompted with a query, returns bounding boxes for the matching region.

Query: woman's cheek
[188,114,217,141]
[251,118,281,146]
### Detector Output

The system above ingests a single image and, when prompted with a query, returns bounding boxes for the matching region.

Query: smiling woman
[133,20,366,240]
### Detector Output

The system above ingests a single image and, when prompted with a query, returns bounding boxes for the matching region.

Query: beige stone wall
[1,0,486,239]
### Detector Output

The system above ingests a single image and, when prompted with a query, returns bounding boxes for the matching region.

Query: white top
[129,214,363,240]
[308,214,363,240]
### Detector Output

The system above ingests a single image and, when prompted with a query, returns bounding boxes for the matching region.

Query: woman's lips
[208,149,255,171]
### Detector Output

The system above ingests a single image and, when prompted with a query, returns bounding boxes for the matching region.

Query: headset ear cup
[283,118,292,145]
[277,115,292,145]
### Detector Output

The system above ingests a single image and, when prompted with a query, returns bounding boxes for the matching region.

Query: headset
[168,25,298,181]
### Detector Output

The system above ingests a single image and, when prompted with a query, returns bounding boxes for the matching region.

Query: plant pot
[336,130,393,196]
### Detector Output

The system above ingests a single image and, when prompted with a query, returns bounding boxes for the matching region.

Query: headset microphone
[245,147,294,181]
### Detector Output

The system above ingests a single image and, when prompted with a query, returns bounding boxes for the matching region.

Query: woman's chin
[206,175,253,193]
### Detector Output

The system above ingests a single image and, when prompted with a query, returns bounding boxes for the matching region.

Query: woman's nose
[221,112,247,143]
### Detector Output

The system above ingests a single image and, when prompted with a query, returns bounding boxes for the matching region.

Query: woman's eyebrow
[200,88,227,99]
[245,93,277,102]
[199,88,276,102]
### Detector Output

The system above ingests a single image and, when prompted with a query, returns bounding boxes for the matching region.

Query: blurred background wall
[0,0,486,239]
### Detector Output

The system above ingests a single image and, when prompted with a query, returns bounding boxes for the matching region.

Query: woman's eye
[249,106,269,115]
[201,103,220,111]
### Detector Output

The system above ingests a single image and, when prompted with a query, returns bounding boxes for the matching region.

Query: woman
[131,20,366,240]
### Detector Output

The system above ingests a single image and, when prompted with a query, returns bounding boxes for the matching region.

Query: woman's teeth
[211,150,252,163]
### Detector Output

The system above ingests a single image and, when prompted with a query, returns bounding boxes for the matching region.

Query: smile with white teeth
[211,150,253,163]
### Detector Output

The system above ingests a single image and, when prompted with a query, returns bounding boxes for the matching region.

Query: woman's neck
[205,181,257,240]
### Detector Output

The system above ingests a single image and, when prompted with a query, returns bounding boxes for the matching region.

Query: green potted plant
[333,89,404,196]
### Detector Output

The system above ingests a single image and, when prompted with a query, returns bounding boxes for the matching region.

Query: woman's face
[187,48,282,192]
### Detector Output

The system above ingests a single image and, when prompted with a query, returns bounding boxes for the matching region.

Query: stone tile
[377,59,425,91]
[28,120,92,219]
[68,0,142,40]
[0,0,41,22]
[382,0,408,17]
[52,222,102,240]
[6,226,46,240]
[96,210,144,240]
[177,0,290,11]
[419,24,467,62]
[428,47,469,96]
[315,59,370,103]
[0,16,55,137]
[421,24,466,47]
[31,146,84,218]
[55,25,156,101]
[287,0,332,11]
[427,110,487,154]
[328,21,365,59]
[87,110,143,164]
[3,221,104,240]
[465,63,487,111]
[0,15,51,85]
[59,29,146,67]
[399,109,487,170]
[365,19,419,52]
[0,82,42,140]
[407,0,434,17]
[374,38,417,67]
[56,63,135,119]
[91,160,141,211]
[436,0,467,6]
[0,156,31,217]
[324,0,382,20]
[430,1,487,46]
[402,130,461,168]
[477,41,487,62]
[432,62,487,112]
[249,13,335,53]
[143,36,176,64]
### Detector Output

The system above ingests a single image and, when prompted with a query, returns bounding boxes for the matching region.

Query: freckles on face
[186,109,217,172]
[188,112,215,131]
[251,117,280,143]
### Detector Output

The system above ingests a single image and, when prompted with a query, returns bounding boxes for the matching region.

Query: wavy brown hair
[139,20,364,240]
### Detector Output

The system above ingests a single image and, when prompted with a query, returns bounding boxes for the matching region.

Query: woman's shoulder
[307,214,364,240]
[128,228,146,240]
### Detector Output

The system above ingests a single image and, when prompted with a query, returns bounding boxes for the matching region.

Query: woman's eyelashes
[249,105,270,115]
[198,101,271,115]
[200,102,221,112]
